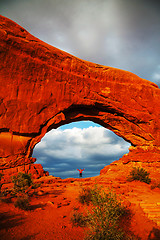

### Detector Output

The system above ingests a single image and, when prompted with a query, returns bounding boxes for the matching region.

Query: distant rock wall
[1,15,160,178]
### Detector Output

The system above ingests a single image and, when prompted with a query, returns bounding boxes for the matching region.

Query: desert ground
[1,163,160,240]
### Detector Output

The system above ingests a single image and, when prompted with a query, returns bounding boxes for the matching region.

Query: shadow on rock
[148,227,160,240]
[30,203,46,211]
[20,233,38,240]
[0,213,24,230]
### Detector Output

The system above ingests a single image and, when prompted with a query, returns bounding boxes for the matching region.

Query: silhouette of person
[77,168,85,177]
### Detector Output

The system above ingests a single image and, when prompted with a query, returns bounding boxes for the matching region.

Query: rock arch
[1,15,160,172]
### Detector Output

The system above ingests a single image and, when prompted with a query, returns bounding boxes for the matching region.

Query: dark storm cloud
[33,127,130,178]
[0,0,160,85]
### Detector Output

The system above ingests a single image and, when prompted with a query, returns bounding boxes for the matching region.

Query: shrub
[126,167,151,184]
[14,194,30,210]
[78,187,93,205]
[73,186,130,239]
[71,210,88,227]
[12,172,33,194]
[12,172,33,210]
[85,188,127,240]
[150,182,160,190]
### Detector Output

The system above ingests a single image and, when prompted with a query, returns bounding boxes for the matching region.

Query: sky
[1,0,160,178]
[33,122,130,178]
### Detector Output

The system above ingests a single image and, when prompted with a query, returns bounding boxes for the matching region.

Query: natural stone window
[33,121,130,178]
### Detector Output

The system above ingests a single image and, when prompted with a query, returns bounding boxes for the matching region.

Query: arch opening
[33,121,131,179]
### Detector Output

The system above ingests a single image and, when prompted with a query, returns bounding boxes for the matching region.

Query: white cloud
[153,73,160,81]
[151,65,160,87]
[33,126,130,178]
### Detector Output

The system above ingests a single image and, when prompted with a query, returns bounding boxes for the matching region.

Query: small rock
[47,201,54,205]
[35,208,42,211]
[62,202,70,206]
[57,203,62,208]
[37,190,44,196]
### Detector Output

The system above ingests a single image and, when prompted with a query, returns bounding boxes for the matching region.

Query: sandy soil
[0,175,160,240]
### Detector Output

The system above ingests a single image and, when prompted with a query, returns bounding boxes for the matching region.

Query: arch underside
[0,103,154,169]
[27,103,154,160]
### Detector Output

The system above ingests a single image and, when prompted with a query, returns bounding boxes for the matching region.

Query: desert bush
[126,167,151,184]
[14,194,30,210]
[150,182,160,190]
[85,188,127,240]
[77,187,93,205]
[73,186,129,239]
[71,210,88,227]
[12,172,33,194]
[12,172,33,210]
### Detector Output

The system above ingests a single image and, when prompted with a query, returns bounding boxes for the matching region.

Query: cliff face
[1,15,160,171]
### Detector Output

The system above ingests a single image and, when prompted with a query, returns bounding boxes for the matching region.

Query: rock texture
[0,163,49,184]
[1,15,160,173]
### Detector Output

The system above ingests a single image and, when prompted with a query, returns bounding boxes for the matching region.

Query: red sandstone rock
[0,163,49,184]
[0,15,160,174]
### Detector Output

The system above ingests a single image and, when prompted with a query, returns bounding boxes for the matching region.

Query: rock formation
[0,15,160,178]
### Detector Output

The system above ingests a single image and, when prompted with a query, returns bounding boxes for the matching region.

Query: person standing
[77,168,85,177]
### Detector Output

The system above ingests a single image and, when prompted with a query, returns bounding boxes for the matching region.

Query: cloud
[33,126,130,178]
[0,0,160,85]
[151,65,160,86]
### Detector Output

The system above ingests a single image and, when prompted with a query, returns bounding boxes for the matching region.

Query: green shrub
[12,172,33,194]
[85,188,127,240]
[127,167,151,184]
[73,186,130,239]
[12,172,33,210]
[14,194,30,210]
[71,210,88,227]
[77,187,93,206]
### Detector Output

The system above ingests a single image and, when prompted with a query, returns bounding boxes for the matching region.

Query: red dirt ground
[1,172,160,240]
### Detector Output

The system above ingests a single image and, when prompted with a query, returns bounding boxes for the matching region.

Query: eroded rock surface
[0,15,160,173]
